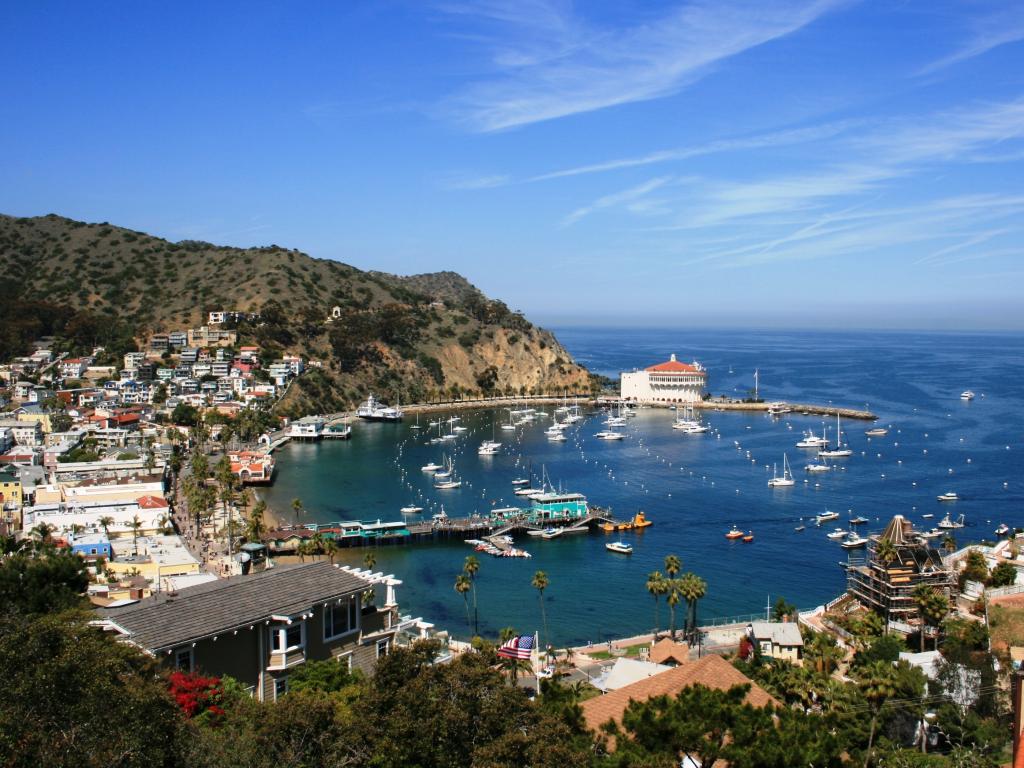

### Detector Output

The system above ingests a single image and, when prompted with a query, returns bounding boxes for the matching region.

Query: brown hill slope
[0,214,594,413]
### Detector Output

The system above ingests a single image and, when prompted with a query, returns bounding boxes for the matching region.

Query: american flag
[497,634,535,660]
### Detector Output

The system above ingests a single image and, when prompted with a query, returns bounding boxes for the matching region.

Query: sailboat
[410,411,422,431]
[500,408,516,431]
[768,454,795,487]
[434,457,462,489]
[818,413,853,458]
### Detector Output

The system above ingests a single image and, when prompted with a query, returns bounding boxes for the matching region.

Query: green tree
[773,596,797,622]
[247,499,267,541]
[664,553,682,579]
[646,570,668,639]
[97,515,115,539]
[988,561,1017,588]
[677,572,708,639]
[0,550,89,617]
[858,660,899,767]
[291,497,303,525]
[464,555,481,637]
[129,514,143,556]
[532,570,550,656]
[454,574,472,634]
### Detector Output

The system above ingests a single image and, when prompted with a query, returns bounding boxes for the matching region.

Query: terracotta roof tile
[580,654,777,741]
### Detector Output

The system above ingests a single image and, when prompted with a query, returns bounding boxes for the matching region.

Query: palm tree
[97,515,115,540]
[323,537,338,564]
[291,497,304,525]
[807,631,843,676]
[464,555,481,636]
[311,531,324,561]
[858,661,898,768]
[532,570,550,656]
[912,585,949,652]
[247,500,266,542]
[129,515,143,556]
[666,582,681,640]
[646,570,667,639]
[664,554,682,580]
[454,574,472,633]
[678,572,708,640]
[875,538,898,567]
[942,534,958,554]
[363,551,377,571]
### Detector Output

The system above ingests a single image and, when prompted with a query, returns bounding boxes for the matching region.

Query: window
[324,599,359,641]
[338,653,353,672]
[376,638,390,658]
[273,677,288,700]
[270,622,305,652]
[174,648,194,673]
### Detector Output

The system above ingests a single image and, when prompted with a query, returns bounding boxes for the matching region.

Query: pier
[594,396,877,421]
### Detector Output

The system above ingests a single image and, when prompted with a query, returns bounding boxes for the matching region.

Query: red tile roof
[646,359,703,374]
[137,495,169,509]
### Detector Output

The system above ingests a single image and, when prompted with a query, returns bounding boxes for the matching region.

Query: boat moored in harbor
[606,541,633,554]
[357,393,403,422]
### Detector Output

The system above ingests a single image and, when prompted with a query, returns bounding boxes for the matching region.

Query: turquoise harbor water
[262,329,1024,647]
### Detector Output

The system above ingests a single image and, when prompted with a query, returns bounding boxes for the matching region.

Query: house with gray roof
[748,621,804,665]
[93,562,402,700]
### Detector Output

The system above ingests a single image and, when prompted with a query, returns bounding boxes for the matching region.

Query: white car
[536,666,555,679]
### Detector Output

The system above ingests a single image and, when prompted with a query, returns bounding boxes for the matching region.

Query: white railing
[987,583,1024,598]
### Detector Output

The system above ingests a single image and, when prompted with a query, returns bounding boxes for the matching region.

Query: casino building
[620,354,707,404]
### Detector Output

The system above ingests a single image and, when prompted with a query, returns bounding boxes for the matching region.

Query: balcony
[267,647,306,670]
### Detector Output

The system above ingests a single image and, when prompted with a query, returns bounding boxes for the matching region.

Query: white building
[620,354,707,404]
[289,415,325,440]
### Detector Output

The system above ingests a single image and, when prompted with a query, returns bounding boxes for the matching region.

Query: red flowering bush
[168,671,224,719]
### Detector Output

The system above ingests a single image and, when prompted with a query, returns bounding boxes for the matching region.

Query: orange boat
[601,511,653,532]
[742,532,754,543]
[725,526,744,540]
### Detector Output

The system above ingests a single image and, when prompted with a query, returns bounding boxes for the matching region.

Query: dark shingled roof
[98,562,369,651]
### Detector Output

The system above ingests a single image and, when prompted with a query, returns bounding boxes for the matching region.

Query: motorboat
[601,511,653,532]
[725,526,744,540]
[919,528,942,540]
[742,532,754,543]
[400,505,423,514]
[827,528,848,540]
[478,446,500,455]
[432,506,448,521]
[865,428,888,437]
[547,432,568,442]
[937,491,959,502]
[937,512,965,530]
[995,523,1010,536]
[849,516,869,525]
[794,525,806,532]
[421,462,443,472]
[840,532,868,549]
[596,430,624,441]
[960,391,975,400]
[514,488,544,498]
[511,478,531,487]
[434,479,462,490]
[816,510,840,524]
[796,428,830,448]
[606,541,633,554]
[356,393,403,422]
[921,513,934,519]
[805,461,832,473]
[768,454,795,487]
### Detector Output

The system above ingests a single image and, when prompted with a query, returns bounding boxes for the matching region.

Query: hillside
[0,213,595,414]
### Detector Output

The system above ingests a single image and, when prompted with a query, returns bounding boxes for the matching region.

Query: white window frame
[174,647,194,673]
[270,621,306,653]
[338,652,353,672]
[273,676,288,701]
[323,598,360,642]
[376,638,390,659]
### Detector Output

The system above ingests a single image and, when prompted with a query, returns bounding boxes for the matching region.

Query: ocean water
[261,329,1024,646]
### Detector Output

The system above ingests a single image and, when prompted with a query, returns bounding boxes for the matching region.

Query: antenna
[765,594,771,622]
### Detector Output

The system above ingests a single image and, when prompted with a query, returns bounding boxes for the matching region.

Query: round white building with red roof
[621,353,707,404]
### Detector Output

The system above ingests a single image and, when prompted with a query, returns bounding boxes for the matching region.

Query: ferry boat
[865,428,888,437]
[768,454,795,487]
[606,541,633,554]
[356,393,403,422]
[937,512,965,530]
[960,390,975,400]
[400,505,423,514]
[601,511,652,532]
[937,491,959,502]
[725,526,744,540]
[816,510,840,524]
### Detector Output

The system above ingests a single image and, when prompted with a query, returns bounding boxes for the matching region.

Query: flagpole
[534,630,541,697]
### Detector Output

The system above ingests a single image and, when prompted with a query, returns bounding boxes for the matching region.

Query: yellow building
[106,535,202,583]
[17,411,53,434]
[0,468,24,530]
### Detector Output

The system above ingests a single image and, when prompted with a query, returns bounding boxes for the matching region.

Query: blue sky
[2,1,1023,330]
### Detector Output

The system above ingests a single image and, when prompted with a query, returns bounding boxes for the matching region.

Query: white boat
[937,512,965,530]
[827,528,848,540]
[432,506,448,521]
[434,479,462,490]
[796,427,830,448]
[805,461,832,473]
[921,513,933,519]
[865,428,888,437]
[605,541,633,554]
[514,488,544,498]
[850,516,869,525]
[547,432,568,442]
[356,393,403,422]
[478,446,500,455]
[400,505,423,514]
[960,390,975,400]
[768,454,795,487]
[995,523,1010,536]
[840,532,868,549]
[511,478,530,487]
[453,425,468,433]
[937,491,959,502]
[919,528,942,540]
[421,462,443,472]
[595,430,625,441]
[818,412,853,457]
[816,510,840,524]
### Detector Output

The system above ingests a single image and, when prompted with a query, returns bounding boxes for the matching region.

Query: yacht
[805,461,832,473]
[818,413,853,458]
[357,394,403,422]
[768,454,795,487]
[421,461,443,472]
[840,532,868,549]
[796,428,830,449]
[919,528,942,540]
[960,390,975,401]
[511,478,530,487]
[725,526,744,540]
[514,487,542,497]
[937,491,959,502]
[595,430,625,441]
[816,510,840,524]
[995,523,1010,536]
[606,541,633,555]
[849,515,869,525]
[865,428,888,437]
[937,512,965,530]
[400,505,424,514]
[478,445,500,455]
[547,432,568,442]
[827,528,848,540]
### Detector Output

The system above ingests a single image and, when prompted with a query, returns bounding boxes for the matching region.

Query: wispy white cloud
[438,173,511,190]
[441,0,847,131]
[561,176,673,226]
[919,5,1024,74]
